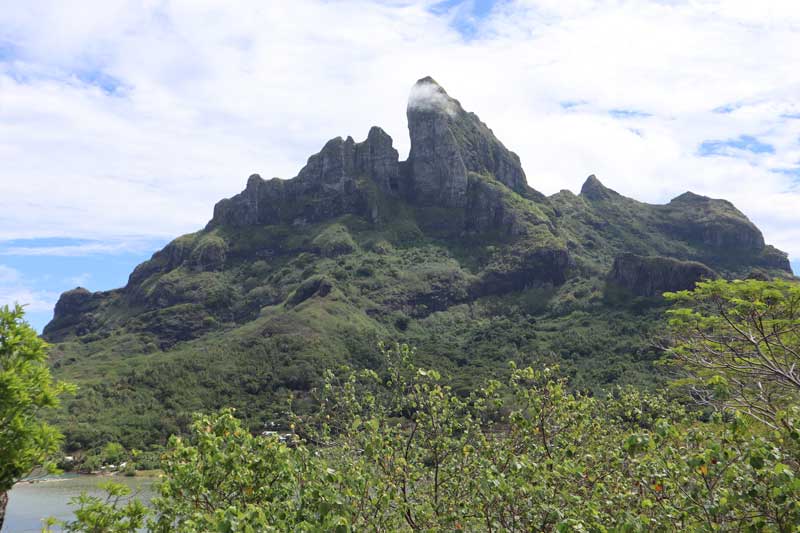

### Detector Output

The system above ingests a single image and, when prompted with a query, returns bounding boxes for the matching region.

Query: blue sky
[1,0,799,331]
[431,0,498,38]
[0,239,167,331]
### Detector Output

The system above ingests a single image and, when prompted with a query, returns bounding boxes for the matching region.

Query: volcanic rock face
[211,78,537,238]
[572,174,788,276]
[580,175,618,201]
[660,192,765,251]
[609,253,717,297]
[211,127,400,228]
[43,287,101,340]
[759,245,793,271]
[406,77,528,207]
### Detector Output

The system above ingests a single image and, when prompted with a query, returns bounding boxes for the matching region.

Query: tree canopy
[0,304,73,528]
[665,279,800,430]
[41,280,800,530]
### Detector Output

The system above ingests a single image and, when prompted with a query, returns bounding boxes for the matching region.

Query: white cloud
[0,264,58,312]
[0,238,162,257]
[0,0,798,264]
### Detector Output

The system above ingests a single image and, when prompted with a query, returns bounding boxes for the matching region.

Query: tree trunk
[0,490,8,531]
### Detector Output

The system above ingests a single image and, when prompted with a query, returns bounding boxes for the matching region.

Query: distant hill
[44,77,793,450]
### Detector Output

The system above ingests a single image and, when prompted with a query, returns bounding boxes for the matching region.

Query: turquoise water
[3,475,155,532]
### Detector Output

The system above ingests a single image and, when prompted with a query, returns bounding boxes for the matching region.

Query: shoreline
[14,470,161,486]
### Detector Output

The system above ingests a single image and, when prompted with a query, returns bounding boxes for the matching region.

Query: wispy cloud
[0,238,163,257]
[609,109,652,119]
[0,264,58,312]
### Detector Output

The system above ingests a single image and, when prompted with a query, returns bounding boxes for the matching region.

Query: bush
[57,344,800,531]
[311,224,357,257]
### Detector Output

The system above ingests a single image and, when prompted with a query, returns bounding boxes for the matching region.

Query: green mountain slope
[43,78,793,450]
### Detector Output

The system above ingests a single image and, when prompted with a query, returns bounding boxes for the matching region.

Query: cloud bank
[0,0,799,264]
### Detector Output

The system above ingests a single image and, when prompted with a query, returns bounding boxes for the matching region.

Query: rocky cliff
[608,253,717,297]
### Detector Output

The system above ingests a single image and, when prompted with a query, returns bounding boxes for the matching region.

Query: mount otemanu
[44,77,794,450]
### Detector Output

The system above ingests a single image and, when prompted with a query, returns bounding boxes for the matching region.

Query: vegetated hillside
[43,77,793,451]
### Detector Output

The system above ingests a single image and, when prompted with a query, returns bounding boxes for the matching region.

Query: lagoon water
[3,475,155,532]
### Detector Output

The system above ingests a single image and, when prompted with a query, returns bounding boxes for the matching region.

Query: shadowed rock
[659,192,765,251]
[211,127,400,228]
[43,287,102,341]
[580,175,618,201]
[609,253,717,297]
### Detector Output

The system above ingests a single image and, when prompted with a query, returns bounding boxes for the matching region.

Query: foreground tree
[665,279,800,429]
[0,304,73,528]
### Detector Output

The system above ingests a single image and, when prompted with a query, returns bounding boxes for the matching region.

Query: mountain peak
[408,76,460,117]
[406,77,528,206]
[580,174,616,200]
[415,75,439,85]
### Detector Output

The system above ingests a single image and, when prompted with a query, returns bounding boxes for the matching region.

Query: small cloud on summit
[408,80,458,117]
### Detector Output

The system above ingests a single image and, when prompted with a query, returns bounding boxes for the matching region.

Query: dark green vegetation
[51,279,800,531]
[42,78,794,455]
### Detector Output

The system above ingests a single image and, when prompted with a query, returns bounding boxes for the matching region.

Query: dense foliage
[0,304,72,528]
[53,351,800,531]
[665,279,800,429]
[55,310,800,531]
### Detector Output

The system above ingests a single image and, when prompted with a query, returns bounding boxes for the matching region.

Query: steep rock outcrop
[758,245,792,272]
[580,175,618,201]
[127,236,195,288]
[406,77,528,207]
[210,127,401,228]
[609,253,717,297]
[474,246,572,297]
[43,287,102,340]
[466,175,553,237]
[659,192,765,251]
[189,235,228,271]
